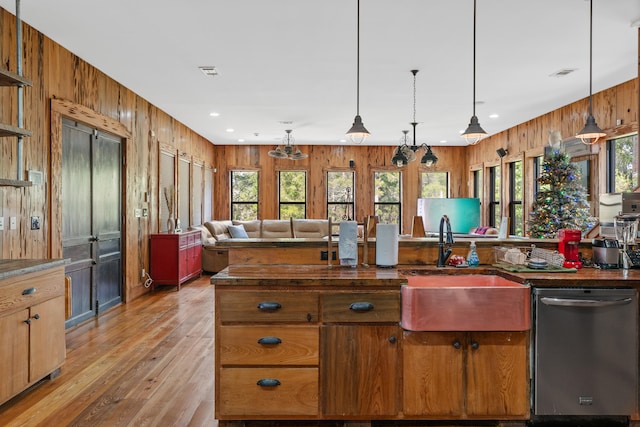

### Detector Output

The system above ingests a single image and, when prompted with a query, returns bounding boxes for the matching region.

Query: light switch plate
[0,217,4,230]
[9,217,16,230]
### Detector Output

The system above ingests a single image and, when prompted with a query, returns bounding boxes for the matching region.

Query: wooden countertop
[0,259,66,281]
[211,264,640,289]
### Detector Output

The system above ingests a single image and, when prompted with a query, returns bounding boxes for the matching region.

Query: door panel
[93,131,122,312]
[62,119,94,327]
[62,119,122,327]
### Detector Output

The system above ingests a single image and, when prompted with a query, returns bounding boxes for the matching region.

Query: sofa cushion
[261,219,293,238]
[232,220,261,237]
[190,225,217,245]
[204,220,233,241]
[292,219,329,238]
[228,224,249,238]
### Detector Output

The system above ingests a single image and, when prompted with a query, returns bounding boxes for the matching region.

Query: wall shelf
[0,68,32,87]
[0,123,32,138]
[0,178,32,187]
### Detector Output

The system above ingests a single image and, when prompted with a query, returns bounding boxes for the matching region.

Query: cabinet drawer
[218,367,318,417]
[0,268,64,315]
[219,325,318,365]
[321,291,400,323]
[218,291,318,323]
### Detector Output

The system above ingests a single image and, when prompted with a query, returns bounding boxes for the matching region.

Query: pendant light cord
[472,0,477,117]
[588,0,593,116]
[356,0,361,116]
[412,70,418,146]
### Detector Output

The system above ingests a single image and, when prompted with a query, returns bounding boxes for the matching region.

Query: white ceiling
[0,0,638,147]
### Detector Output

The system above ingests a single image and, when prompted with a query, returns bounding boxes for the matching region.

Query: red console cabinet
[150,230,202,290]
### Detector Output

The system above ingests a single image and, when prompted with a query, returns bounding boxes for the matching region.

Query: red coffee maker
[558,228,582,269]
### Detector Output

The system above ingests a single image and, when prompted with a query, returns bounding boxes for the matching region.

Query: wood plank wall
[212,144,468,233]
[0,8,214,302]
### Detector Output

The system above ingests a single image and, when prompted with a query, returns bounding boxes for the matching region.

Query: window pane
[279,171,306,203]
[473,169,482,200]
[374,171,400,203]
[232,203,258,221]
[327,171,355,222]
[375,204,400,225]
[231,171,258,202]
[612,134,639,192]
[420,172,448,198]
[231,170,258,221]
[280,204,305,219]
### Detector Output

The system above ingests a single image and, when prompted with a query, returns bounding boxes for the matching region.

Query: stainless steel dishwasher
[533,287,638,416]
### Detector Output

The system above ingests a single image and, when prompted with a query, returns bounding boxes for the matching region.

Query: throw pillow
[228,224,249,238]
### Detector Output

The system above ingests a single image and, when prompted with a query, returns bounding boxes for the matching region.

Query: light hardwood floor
[0,275,215,427]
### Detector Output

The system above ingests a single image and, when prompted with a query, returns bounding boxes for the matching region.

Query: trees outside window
[231,170,258,220]
[489,166,501,227]
[374,171,401,227]
[420,172,448,198]
[607,134,639,192]
[509,161,523,236]
[279,170,306,219]
[327,171,355,222]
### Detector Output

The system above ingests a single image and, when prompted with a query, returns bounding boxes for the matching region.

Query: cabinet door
[178,235,189,281]
[466,331,529,417]
[0,309,29,404]
[30,296,66,382]
[403,331,464,416]
[321,324,401,417]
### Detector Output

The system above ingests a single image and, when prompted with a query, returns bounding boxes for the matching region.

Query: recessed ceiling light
[226,128,234,133]
[199,66,218,77]
[209,112,220,117]
[439,140,447,144]
[489,114,499,119]
[339,139,347,143]
[237,138,245,142]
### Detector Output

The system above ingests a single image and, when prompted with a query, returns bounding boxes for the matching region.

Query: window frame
[373,170,402,229]
[278,170,307,219]
[326,170,355,223]
[230,169,259,221]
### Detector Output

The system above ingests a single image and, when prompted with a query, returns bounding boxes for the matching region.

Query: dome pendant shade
[346,115,370,144]
[462,115,487,145]
[577,114,606,145]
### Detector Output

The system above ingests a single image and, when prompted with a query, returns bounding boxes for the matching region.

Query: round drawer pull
[349,302,374,312]
[257,378,281,387]
[22,287,37,295]
[257,301,282,312]
[257,336,282,345]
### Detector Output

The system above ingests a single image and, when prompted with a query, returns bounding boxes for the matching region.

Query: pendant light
[576,0,606,145]
[461,0,487,145]
[391,70,438,168]
[346,0,370,144]
[268,130,308,160]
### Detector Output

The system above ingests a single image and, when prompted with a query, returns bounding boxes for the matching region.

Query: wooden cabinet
[216,290,320,418]
[321,291,401,417]
[150,230,202,290]
[403,330,529,419]
[0,265,66,405]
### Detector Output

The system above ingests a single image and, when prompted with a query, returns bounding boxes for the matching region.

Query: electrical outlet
[31,216,40,230]
[135,208,142,218]
[9,217,16,230]
[141,268,146,278]
[0,217,4,230]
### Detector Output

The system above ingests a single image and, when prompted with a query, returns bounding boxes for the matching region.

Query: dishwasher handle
[540,296,633,308]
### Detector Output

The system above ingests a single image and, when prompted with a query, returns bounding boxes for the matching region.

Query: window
[606,134,639,192]
[327,171,355,222]
[230,170,258,220]
[472,169,482,200]
[374,171,401,227]
[420,172,448,198]
[489,165,500,227]
[508,161,523,236]
[279,170,306,219]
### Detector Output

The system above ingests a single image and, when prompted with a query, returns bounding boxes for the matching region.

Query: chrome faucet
[437,215,454,267]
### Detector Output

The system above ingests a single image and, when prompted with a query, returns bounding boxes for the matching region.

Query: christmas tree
[527,143,595,238]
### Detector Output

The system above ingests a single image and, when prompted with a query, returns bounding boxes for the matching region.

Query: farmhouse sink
[401,275,530,331]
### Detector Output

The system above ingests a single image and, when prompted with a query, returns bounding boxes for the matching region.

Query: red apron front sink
[401,275,531,331]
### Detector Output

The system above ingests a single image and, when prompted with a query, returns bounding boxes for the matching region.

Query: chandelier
[267,130,308,160]
[391,70,438,168]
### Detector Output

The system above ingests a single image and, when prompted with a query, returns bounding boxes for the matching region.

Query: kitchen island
[212,260,640,426]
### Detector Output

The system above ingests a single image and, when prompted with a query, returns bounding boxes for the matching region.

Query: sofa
[191,219,330,273]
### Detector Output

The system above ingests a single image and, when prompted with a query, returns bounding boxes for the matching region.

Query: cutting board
[493,263,577,273]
